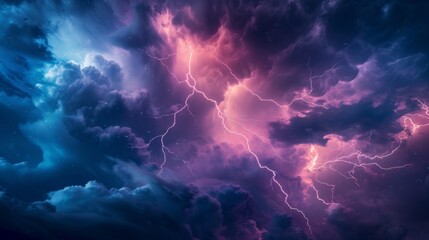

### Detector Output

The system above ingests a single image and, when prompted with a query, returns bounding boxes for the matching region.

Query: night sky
[1,0,429,239]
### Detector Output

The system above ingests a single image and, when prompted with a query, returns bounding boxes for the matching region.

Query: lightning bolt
[142,13,429,238]
[212,52,348,208]
[213,51,429,208]
[146,47,314,235]
[148,88,195,174]
[144,33,429,236]
[403,99,429,134]
[303,99,429,204]
[212,52,333,110]
[145,50,182,84]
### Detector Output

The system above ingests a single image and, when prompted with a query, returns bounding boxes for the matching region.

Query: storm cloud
[1,0,429,239]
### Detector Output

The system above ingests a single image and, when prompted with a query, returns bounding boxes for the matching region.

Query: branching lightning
[214,50,429,207]
[212,53,333,110]
[144,19,429,235]
[146,47,314,234]
[302,99,429,204]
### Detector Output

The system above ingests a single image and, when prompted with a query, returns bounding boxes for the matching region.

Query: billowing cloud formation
[0,180,304,240]
[269,99,419,146]
[1,0,429,239]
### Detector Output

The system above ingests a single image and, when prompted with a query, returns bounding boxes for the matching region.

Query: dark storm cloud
[269,99,419,146]
[324,201,411,240]
[189,194,223,239]
[167,0,322,75]
[0,2,299,239]
[0,1,55,61]
[112,1,161,49]
[188,183,264,240]
[321,0,429,94]
[0,0,60,183]
[0,0,24,6]
[87,55,123,83]
[1,0,429,239]
[0,180,195,240]
[322,0,429,54]
[0,56,34,98]
[52,56,158,160]
[321,133,429,240]
[0,179,299,240]
[171,0,224,40]
[209,184,255,237]
[51,0,123,54]
[175,0,429,100]
[268,41,345,97]
[240,1,318,54]
[262,213,308,240]
[73,126,149,163]
[176,142,308,238]
[0,0,55,100]
[56,56,125,114]
[327,205,390,240]
[168,0,320,47]
[0,54,156,201]
[46,56,160,173]
[1,0,124,59]
[0,23,52,60]
[0,95,42,166]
